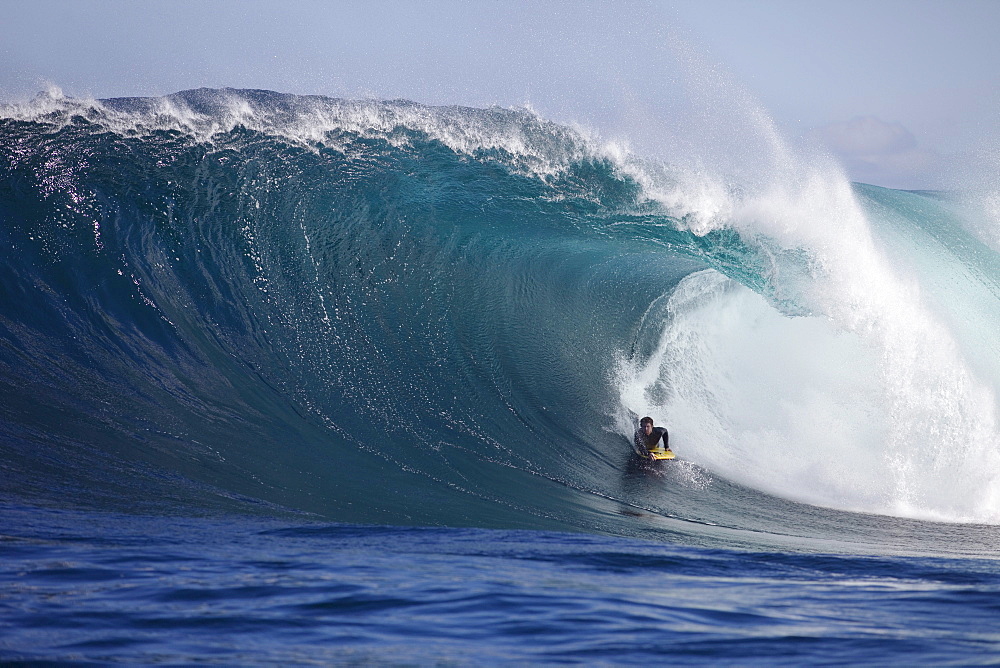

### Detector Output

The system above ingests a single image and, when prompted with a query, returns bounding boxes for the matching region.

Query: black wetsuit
[634,426,669,458]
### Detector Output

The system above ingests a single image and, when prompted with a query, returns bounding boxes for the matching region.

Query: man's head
[640,416,653,435]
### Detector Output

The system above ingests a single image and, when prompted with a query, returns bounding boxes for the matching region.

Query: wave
[2,88,999,547]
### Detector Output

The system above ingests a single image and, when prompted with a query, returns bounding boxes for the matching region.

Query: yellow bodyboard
[648,448,675,461]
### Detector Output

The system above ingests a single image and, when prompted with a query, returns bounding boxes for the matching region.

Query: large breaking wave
[2,88,999,548]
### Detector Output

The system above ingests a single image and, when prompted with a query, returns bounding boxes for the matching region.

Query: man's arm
[633,432,654,459]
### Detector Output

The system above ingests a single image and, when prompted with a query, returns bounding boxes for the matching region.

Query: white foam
[618,269,1000,522]
[612,46,1000,523]
[616,142,1000,523]
[1,88,624,183]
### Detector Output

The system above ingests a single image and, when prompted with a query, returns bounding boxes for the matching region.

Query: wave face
[2,88,1000,549]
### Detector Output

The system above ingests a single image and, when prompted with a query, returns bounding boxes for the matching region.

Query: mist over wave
[2,87,999,547]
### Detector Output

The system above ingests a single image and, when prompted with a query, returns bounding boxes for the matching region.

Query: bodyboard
[648,448,675,461]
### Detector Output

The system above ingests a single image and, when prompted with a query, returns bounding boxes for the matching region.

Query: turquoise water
[2,88,999,663]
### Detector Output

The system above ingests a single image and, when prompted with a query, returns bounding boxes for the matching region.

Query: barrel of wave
[617,269,1000,524]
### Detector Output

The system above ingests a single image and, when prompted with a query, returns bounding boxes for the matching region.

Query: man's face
[643,422,653,436]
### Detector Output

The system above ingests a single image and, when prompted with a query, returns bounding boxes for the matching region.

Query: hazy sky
[2,0,998,189]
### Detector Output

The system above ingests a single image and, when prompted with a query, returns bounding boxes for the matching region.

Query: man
[633,416,670,460]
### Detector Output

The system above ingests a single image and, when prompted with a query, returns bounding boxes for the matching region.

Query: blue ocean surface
[2,88,1000,664]
[4,504,1000,665]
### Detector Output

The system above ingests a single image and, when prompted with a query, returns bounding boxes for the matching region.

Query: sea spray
[616,117,1000,523]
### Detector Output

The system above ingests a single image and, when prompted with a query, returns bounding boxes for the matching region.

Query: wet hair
[639,416,654,427]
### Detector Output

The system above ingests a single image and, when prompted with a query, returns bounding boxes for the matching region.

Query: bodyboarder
[633,416,670,461]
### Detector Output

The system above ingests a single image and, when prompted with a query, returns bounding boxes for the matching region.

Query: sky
[2,0,998,189]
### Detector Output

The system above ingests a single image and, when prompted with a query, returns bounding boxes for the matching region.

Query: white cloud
[805,116,941,189]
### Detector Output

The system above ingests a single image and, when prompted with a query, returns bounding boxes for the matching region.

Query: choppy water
[4,504,999,665]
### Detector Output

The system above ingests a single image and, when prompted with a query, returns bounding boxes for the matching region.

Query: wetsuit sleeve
[633,431,651,458]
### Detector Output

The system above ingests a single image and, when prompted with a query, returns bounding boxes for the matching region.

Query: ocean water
[2,88,999,664]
